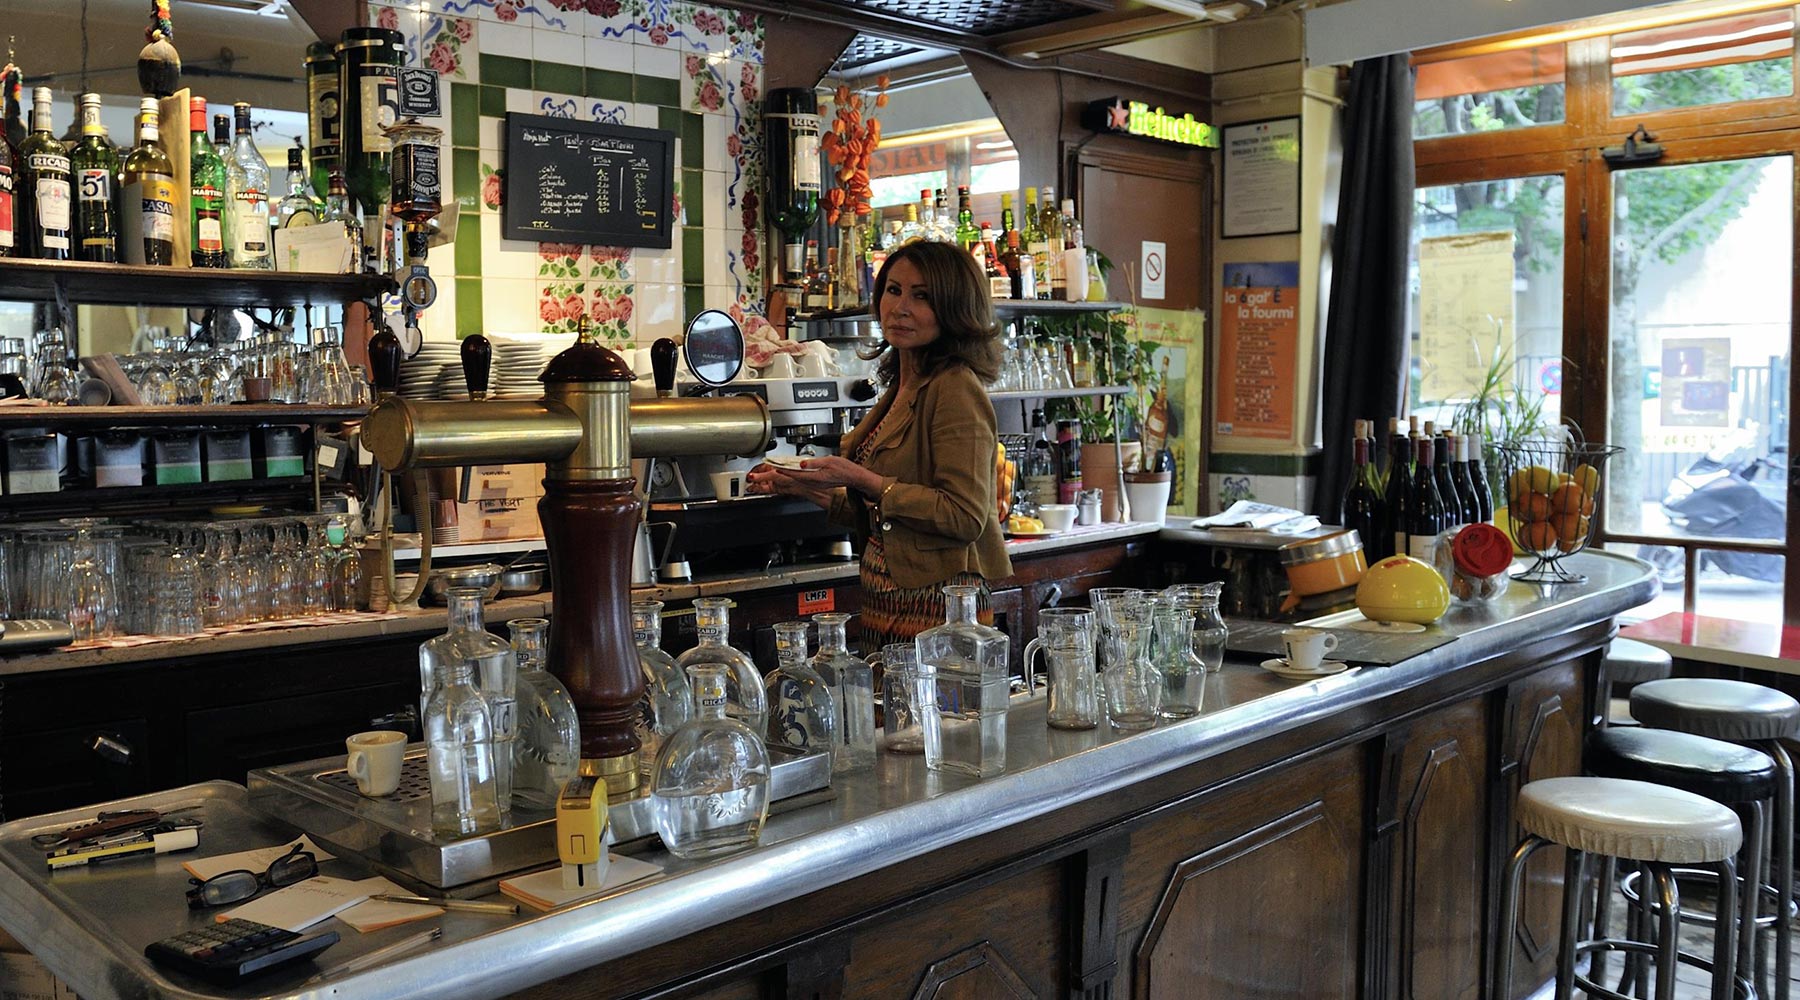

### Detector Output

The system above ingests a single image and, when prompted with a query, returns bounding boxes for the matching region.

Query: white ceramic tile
[634,44,679,80]
[635,282,683,338]
[504,87,534,114]
[534,25,586,66]
[483,278,536,333]
[635,246,682,284]
[703,114,726,163]
[481,19,533,57]
[634,104,661,128]
[531,91,582,119]
[703,228,728,288]
[585,36,634,72]
[702,284,736,313]
[478,116,503,152]
[418,280,458,343]
[702,170,726,225]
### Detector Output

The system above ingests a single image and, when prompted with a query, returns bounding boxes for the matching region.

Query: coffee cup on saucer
[1280,627,1339,671]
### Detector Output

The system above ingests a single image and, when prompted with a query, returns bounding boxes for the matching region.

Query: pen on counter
[369,894,518,916]
[305,926,441,985]
[45,828,200,870]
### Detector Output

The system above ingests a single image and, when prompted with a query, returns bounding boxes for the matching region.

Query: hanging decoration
[137,0,181,98]
[818,75,888,227]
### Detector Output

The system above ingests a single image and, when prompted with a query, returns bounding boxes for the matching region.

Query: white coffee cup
[345,730,407,797]
[760,353,796,379]
[709,470,746,499]
[1280,628,1339,671]
[796,352,828,378]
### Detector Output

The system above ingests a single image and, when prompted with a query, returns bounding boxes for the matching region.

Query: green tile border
[682,168,704,227]
[456,278,484,338]
[681,112,703,169]
[479,53,531,90]
[535,59,583,97]
[681,228,704,284]
[683,284,704,320]
[1208,452,1319,476]
[657,106,684,134]
[479,85,506,119]
[451,83,479,148]
[452,148,480,214]
[587,68,632,101]
[636,74,678,108]
[454,212,481,274]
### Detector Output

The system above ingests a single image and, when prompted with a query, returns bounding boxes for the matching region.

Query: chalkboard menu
[502,113,674,248]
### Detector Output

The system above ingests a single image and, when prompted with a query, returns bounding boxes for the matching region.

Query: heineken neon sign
[1084,97,1218,149]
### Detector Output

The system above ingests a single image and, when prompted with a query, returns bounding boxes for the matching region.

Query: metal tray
[245,745,832,892]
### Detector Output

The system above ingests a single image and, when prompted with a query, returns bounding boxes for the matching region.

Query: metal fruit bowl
[1494,439,1623,584]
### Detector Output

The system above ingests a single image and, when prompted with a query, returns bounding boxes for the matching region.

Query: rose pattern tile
[445,0,573,30]
[538,243,586,280]
[588,284,636,342]
[589,245,633,282]
[538,281,588,334]
[683,53,726,114]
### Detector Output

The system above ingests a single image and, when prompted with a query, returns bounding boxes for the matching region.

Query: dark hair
[864,240,1001,384]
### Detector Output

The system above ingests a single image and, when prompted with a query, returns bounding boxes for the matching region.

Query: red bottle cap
[189,97,207,132]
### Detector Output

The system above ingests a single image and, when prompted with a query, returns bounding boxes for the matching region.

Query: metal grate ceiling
[838,35,930,71]
[841,0,1109,36]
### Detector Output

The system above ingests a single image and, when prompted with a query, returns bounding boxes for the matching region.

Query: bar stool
[1601,637,1674,727]
[1633,678,1800,1000]
[1587,726,1774,997]
[1496,776,1742,1000]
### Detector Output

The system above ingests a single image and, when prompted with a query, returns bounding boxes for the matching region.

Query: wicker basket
[1494,440,1624,583]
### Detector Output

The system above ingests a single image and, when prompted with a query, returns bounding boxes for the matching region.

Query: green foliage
[1041,308,1161,453]
[1613,58,1792,116]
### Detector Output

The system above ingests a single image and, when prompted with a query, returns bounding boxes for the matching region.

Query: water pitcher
[916,585,1009,778]
[1023,606,1098,730]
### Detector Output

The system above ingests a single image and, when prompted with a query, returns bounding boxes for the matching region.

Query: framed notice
[1214,261,1299,441]
[502,113,674,248]
[1221,117,1301,238]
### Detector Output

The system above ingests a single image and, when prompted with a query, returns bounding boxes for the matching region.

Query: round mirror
[682,309,744,387]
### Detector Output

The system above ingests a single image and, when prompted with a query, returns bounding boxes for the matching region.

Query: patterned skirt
[857,527,993,654]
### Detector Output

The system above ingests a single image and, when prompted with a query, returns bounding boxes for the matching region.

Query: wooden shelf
[0,477,315,518]
[0,258,394,308]
[989,385,1131,401]
[793,300,1127,326]
[0,404,368,430]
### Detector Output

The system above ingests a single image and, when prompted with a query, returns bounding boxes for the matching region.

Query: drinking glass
[65,521,116,640]
[154,546,206,635]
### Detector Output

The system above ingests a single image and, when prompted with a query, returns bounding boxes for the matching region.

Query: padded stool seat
[1518,776,1743,864]
[1608,638,1675,684]
[1588,728,1777,805]
[1632,678,1800,742]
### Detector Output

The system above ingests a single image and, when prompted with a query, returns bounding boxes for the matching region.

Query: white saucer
[763,455,809,470]
[1260,657,1349,680]
[1347,619,1427,634]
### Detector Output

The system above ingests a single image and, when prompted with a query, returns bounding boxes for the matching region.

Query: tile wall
[369,0,767,346]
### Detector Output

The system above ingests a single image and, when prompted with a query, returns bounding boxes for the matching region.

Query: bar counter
[0,551,1656,1000]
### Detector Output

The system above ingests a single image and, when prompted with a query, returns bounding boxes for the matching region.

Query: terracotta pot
[1080,442,1141,522]
[1123,470,1173,525]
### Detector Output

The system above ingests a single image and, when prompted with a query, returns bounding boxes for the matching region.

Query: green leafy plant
[1042,306,1162,466]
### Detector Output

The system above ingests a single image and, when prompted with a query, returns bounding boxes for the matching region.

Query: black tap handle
[651,338,678,397]
[369,322,403,396]
[462,333,492,400]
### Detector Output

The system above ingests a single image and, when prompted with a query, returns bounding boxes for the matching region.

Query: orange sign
[1215,262,1299,441]
[797,588,835,615]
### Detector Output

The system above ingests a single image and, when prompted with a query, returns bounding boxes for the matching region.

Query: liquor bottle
[896,202,923,244]
[70,94,117,263]
[1056,418,1083,504]
[18,87,71,260]
[763,621,838,754]
[1024,408,1057,507]
[1143,355,1172,458]
[1059,197,1086,301]
[424,655,502,838]
[2,71,24,160]
[119,97,175,266]
[304,40,340,199]
[1022,185,1050,299]
[999,191,1017,246]
[276,143,321,229]
[1465,431,1494,523]
[0,91,15,258]
[800,239,827,312]
[1431,430,1462,529]
[932,188,950,241]
[674,597,766,732]
[320,169,361,272]
[1407,436,1446,562]
[1002,230,1036,300]
[226,103,272,269]
[1448,434,1482,525]
[417,587,515,722]
[633,599,690,765]
[1382,425,1413,562]
[953,184,979,253]
[763,87,820,280]
[1379,416,1401,489]
[337,27,404,221]
[474,648,518,821]
[188,99,227,268]
[1341,425,1385,561]
[1039,186,1064,298]
[506,617,579,811]
[980,224,1008,300]
[649,663,771,859]
[810,612,875,773]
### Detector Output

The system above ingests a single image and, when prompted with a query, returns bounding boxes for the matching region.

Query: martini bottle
[188,98,228,268]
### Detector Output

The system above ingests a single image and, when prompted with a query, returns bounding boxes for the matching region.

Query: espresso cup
[1280,628,1339,671]
[796,352,828,378]
[709,470,746,499]
[760,353,796,379]
[345,730,407,797]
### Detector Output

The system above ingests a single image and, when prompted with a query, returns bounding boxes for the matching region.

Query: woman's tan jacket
[827,360,1013,590]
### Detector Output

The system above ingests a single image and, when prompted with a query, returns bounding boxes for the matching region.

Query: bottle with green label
[120,97,176,266]
[18,87,71,260]
[188,98,228,268]
[70,93,119,263]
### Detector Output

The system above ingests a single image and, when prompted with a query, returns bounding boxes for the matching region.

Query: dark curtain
[1313,55,1415,520]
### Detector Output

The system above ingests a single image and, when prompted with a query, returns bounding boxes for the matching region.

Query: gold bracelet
[876,481,899,507]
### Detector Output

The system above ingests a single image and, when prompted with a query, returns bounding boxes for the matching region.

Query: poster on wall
[1215,262,1299,442]
[1133,307,1208,516]
[1660,337,1732,427]
[1418,231,1515,403]
[1221,117,1301,237]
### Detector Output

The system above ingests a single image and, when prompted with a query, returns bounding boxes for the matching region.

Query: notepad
[497,856,662,912]
[219,875,373,932]
[336,878,443,933]
[182,836,338,881]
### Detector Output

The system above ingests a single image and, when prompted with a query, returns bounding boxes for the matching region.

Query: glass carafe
[476,649,518,820]
[1022,606,1097,730]
[1151,606,1205,719]
[1163,582,1228,673]
[300,516,332,615]
[1101,604,1161,731]
[425,656,502,838]
[634,600,691,765]
[66,521,116,640]
[674,597,766,733]
[650,663,771,859]
[508,618,579,811]
[764,621,838,755]
[809,613,875,772]
[418,587,514,720]
[915,584,1010,778]
[327,515,364,612]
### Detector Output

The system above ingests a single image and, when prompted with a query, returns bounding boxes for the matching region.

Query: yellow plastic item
[1355,555,1451,625]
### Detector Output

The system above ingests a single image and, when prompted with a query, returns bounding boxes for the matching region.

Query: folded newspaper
[1192,501,1321,532]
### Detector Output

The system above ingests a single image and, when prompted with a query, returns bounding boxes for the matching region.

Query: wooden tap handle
[650,338,678,397]
[368,324,403,395]
[461,333,492,400]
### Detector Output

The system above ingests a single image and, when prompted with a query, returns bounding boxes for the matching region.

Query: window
[1413,43,1567,138]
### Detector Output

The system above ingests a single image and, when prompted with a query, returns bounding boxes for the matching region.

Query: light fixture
[878,118,1006,150]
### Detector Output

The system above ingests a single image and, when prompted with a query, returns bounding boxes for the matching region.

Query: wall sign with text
[502,113,674,247]
[1083,97,1219,150]
[1215,261,1300,441]
[1221,117,1301,238]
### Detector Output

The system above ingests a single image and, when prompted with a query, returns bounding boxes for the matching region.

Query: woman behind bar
[747,240,1012,648]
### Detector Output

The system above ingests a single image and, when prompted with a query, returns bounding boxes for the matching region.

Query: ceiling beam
[724,0,985,53]
[287,0,361,41]
[991,9,1199,57]
[764,20,860,91]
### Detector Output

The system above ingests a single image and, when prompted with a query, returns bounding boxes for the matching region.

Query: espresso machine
[363,315,770,797]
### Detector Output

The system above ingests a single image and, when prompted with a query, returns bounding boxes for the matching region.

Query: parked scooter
[1636,436,1787,588]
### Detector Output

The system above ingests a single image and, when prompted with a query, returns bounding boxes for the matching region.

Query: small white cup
[760,353,796,379]
[1280,628,1339,671]
[345,730,407,797]
[796,352,828,378]
[709,470,746,499]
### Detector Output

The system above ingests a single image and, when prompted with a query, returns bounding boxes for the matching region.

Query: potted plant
[1044,307,1169,521]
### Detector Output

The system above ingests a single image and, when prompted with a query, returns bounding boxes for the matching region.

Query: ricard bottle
[506,618,579,811]
[18,87,71,260]
[633,599,691,764]
[650,663,771,859]
[673,597,766,733]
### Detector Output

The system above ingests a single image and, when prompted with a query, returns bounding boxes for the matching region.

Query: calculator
[145,917,338,983]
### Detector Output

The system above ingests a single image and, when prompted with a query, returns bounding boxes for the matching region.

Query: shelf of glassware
[0,258,394,308]
[988,385,1131,402]
[0,404,369,430]
[794,299,1128,325]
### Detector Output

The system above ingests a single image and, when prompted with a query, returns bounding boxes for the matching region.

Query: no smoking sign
[1142,240,1166,300]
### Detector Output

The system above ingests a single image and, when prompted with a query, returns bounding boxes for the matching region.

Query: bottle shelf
[0,477,316,518]
[792,300,1127,326]
[0,258,394,309]
[0,404,368,430]
[989,385,1132,401]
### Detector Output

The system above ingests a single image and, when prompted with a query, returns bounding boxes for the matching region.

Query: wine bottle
[119,97,175,266]
[189,98,228,268]
[762,87,820,280]
[1432,431,1462,529]
[1341,426,1385,562]
[1465,432,1495,523]
[1407,436,1446,562]
[1381,424,1412,562]
[70,93,119,263]
[1448,434,1482,526]
[1023,408,1057,507]
[1002,229,1036,300]
[18,87,71,260]
[0,92,14,258]
[981,224,1007,300]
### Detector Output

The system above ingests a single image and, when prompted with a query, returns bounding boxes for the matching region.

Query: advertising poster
[1418,231,1515,403]
[1660,337,1732,427]
[1215,261,1299,441]
[1133,306,1208,516]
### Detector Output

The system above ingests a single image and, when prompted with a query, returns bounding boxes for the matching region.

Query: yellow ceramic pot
[1355,555,1452,624]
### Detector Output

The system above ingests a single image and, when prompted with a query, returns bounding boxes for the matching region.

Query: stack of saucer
[493,343,549,398]
[396,342,464,400]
